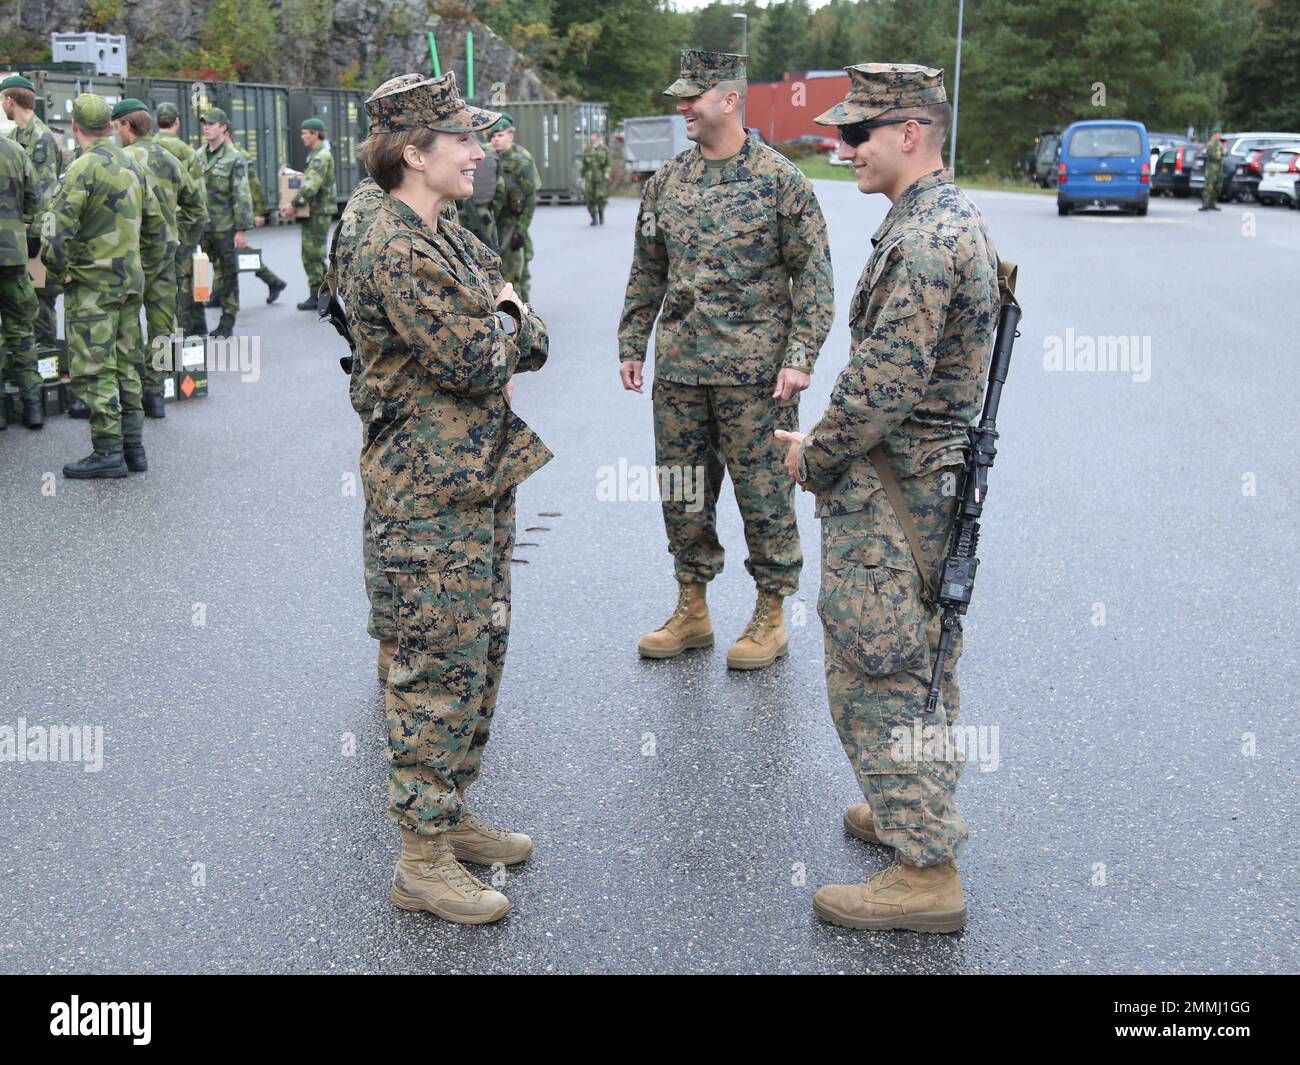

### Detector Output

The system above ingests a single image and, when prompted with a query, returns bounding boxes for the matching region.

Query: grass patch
[797,155,1054,195]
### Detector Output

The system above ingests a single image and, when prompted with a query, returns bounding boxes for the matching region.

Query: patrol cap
[301,117,326,132]
[663,50,747,98]
[71,93,112,130]
[111,98,149,120]
[0,74,36,93]
[814,63,947,126]
[365,72,499,135]
[490,111,514,133]
[202,106,230,125]
[155,101,180,123]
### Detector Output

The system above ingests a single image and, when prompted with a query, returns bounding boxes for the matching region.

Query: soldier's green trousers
[176,228,206,335]
[499,226,532,303]
[36,280,61,347]
[201,229,240,322]
[374,489,515,835]
[0,264,41,402]
[64,283,145,453]
[300,213,331,295]
[652,378,802,596]
[817,464,967,868]
[140,261,177,396]
[1202,162,1222,208]
[584,180,609,222]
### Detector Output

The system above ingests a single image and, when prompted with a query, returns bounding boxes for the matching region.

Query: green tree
[194,0,280,82]
[1226,0,1298,130]
[281,0,337,87]
[750,0,813,82]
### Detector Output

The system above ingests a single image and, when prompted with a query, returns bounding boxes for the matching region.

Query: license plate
[1094,174,1112,182]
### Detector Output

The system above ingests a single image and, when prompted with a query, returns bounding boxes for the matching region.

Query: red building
[746,70,851,144]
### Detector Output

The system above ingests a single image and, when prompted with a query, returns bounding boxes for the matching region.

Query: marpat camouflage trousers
[652,377,801,595]
[817,464,967,867]
[375,488,516,835]
[64,283,144,452]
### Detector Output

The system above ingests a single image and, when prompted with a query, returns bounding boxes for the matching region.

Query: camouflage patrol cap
[202,106,230,125]
[365,72,499,135]
[111,98,149,120]
[664,50,747,98]
[301,117,326,132]
[0,75,36,93]
[155,101,180,123]
[814,63,947,126]
[72,93,112,130]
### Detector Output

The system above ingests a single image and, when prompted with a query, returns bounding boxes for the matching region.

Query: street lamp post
[733,11,748,56]
[950,0,965,173]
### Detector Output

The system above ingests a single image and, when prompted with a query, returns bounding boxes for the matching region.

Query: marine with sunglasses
[775,64,1001,933]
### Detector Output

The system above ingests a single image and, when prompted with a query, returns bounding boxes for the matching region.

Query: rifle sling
[867,444,936,603]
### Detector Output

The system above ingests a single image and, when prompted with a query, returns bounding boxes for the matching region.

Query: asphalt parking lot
[1,181,1296,974]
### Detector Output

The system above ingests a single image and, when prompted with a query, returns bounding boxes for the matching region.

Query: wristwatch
[495,309,518,336]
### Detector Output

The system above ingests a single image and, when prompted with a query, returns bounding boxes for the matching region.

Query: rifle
[925,264,1021,714]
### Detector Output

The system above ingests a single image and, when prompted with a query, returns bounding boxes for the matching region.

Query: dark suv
[1151,143,1202,197]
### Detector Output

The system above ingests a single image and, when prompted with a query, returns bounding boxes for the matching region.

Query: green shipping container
[498,100,609,204]
[123,77,208,151]
[215,82,292,217]
[21,69,128,166]
[288,87,367,208]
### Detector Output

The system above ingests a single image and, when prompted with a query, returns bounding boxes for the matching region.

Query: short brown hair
[121,111,153,137]
[359,127,438,191]
[3,87,36,111]
[892,102,952,154]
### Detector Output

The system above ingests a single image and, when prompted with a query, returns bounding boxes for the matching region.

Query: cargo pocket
[859,741,923,829]
[817,562,930,678]
[383,541,474,653]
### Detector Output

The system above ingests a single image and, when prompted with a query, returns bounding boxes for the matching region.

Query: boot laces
[461,810,510,842]
[741,596,772,639]
[663,584,693,627]
[425,851,488,896]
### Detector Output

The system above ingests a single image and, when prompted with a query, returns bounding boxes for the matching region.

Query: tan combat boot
[637,581,713,658]
[377,639,397,682]
[390,827,511,924]
[813,861,967,933]
[725,590,788,670]
[843,803,881,844]
[446,808,534,866]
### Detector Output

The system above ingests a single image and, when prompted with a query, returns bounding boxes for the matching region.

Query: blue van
[1057,120,1150,215]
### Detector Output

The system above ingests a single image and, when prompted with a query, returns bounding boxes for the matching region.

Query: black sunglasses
[839,116,933,148]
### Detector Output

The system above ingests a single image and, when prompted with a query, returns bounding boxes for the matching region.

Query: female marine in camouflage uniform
[338,74,552,925]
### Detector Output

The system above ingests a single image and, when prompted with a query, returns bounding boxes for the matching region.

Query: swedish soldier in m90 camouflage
[2,75,64,350]
[41,93,167,479]
[114,99,197,419]
[282,117,336,309]
[223,134,288,304]
[489,112,539,301]
[775,64,1001,933]
[338,73,551,925]
[618,49,834,670]
[0,132,42,431]
[581,131,611,225]
[199,106,253,338]
[154,102,210,337]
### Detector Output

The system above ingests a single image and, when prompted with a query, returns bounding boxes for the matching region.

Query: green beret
[72,93,112,131]
[301,117,326,133]
[202,107,230,125]
[0,75,36,93]
[491,112,514,133]
[111,98,149,120]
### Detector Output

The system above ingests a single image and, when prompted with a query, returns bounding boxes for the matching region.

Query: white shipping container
[50,32,128,76]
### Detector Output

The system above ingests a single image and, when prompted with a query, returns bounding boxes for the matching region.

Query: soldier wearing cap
[774,63,1001,933]
[223,129,288,304]
[1,74,65,352]
[199,106,253,338]
[1200,127,1223,211]
[580,131,611,225]
[154,101,211,336]
[338,73,552,925]
[488,112,540,301]
[113,98,199,418]
[619,49,833,670]
[282,117,337,308]
[0,116,42,430]
[41,93,167,478]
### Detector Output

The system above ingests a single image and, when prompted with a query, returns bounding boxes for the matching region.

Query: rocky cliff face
[1,1,547,100]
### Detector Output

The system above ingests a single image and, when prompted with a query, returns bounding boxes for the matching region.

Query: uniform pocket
[817,561,930,678]
[382,540,474,652]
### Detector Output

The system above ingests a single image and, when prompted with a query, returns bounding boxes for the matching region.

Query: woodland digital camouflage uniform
[294,135,336,294]
[341,74,552,835]
[799,165,1000,868]
[619,106,833,597]
[199,120,254,325]
[0,136,41,408]
[13,109,63,345]
[580,139,611,222]
[122,123,198,395]
[156,115,209,335]
[491,139,539,301]
[41,108,167,454]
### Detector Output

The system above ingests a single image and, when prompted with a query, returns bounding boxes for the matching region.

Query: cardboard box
[192,251,212,302]
[27,255,46,289]
[279,167,309,219]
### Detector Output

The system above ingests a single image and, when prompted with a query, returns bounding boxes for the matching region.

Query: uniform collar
[871,167,952,246]
[684,130,759,185]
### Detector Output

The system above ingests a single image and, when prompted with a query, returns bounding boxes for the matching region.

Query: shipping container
[21,69,128,164]
[499,100,609,204]
[216,82,292,213]
[288,88,367,208]
[123,76,208,151]
[619,114,690,177]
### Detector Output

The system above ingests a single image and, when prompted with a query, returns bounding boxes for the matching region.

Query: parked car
[1028,128,1061,187]
[1231,143,1300,202]
[1258,146,1300,205]
[1057,119,1150,215]
[1151,143,1203,197]
[790,133,837,154]
[1147,131,1190,184]
[1190,131,1300,200]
